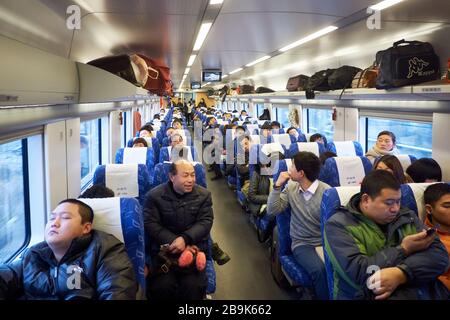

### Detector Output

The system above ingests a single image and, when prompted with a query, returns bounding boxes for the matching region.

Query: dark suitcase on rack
[328,66,362,90]
[239,84,255,94]
[87,54,148,87]
[286,74,309,91]
[255,86,275,93]
[375,39,440,89]
[305,69,336,99]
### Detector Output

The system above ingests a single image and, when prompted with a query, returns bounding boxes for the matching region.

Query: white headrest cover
[272,134,292,148]
[173,129,187,137]
[296,142,320,157]
[246,124,259,134]
[334,141,356,157]
[334,157,365,186]
[105,164,139,198]
[134,136,152,147]
[123,147,147,165]
[408,182,436,221]
[261,143,285,156]
[250,135,261,145]
[80,197,124,243]
[335,186,361,206]
[396,154,412,171]
[168,146,193,162]
[284,159,292,170]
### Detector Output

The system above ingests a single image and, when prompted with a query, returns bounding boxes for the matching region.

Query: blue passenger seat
[79,197,146,299]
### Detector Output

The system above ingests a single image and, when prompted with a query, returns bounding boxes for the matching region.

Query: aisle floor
[205,170,298,300]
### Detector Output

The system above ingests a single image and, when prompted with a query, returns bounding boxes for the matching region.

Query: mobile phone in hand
[426,228,436,236]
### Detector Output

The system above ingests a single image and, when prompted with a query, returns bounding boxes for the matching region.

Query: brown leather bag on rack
[136,54,173,96]
[351,64,379,88]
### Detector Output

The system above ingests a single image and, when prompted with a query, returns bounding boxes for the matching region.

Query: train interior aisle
[1,0,450,304]
[204,168,298,300]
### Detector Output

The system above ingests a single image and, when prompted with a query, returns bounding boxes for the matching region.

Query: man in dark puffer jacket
[144,160,213,300]
[0,199,138,300]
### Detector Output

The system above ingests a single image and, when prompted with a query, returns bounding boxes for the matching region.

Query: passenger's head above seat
[271,121,281,130]
[165,126,175,137]
[235,125,245,136]
[132,137,148,148]
[257,151,285,176]
[319,151,337,165]
[290,151,321,183]
[375,130,396,152]
[287,127,299,138]
[309,133,326,146]
[45,199,94,260]
[79,184,115,198]
[172,119,182,129]
[239,135,251,153]
[170,133,184,147]
[406,158,442,183]
[424,183,450,231]
[139,124,153,138]
[260,123,272,137]
[359,170,401,225]
[373,155,407,184]
[169,160,196,194]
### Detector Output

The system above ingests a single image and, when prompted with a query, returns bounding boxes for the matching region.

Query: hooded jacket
[0,230,139,300]
[324,193,449,300]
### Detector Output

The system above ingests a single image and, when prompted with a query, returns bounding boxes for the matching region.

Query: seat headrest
[249,135,261,145]
[401,183,437,220]
[333,141,357,157]
[79,197,123,242]
[396,154,413,171]
[123,147,148,165]
[321,186,361,227]
[168,146,194,162]
[295,142,320,157]
[105,164,139,198]
[334,157,366,186]
[246,124,259,134]
[272,134,292,148]
[261,143,285,156]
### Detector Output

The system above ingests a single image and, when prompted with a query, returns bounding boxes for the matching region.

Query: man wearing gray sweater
[268,151,330,300]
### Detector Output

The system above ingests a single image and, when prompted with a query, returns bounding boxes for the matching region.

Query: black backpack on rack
[375,39,440,89]
[239,84,255,94]
[305,68,336,99]
[328,66,362,90]
[255,86,275,93]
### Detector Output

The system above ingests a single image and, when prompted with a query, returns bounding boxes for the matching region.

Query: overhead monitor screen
[191,82,201,89]
[202,70,222,82]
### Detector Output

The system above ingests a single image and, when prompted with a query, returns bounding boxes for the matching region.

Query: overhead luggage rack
[220,82,450,102]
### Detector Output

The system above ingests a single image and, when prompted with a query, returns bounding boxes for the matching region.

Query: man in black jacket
[0,199,138,300]
[144,160,213,300]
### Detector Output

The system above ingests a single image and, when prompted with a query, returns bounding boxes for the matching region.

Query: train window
[306,108,334,142]
[80,119,101,187]
[242,102,249,111]
[121,110,132,148]
[256,104,265,117]
[363,117,432,158]
[273,106,290,128]
[0,139,30,263]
